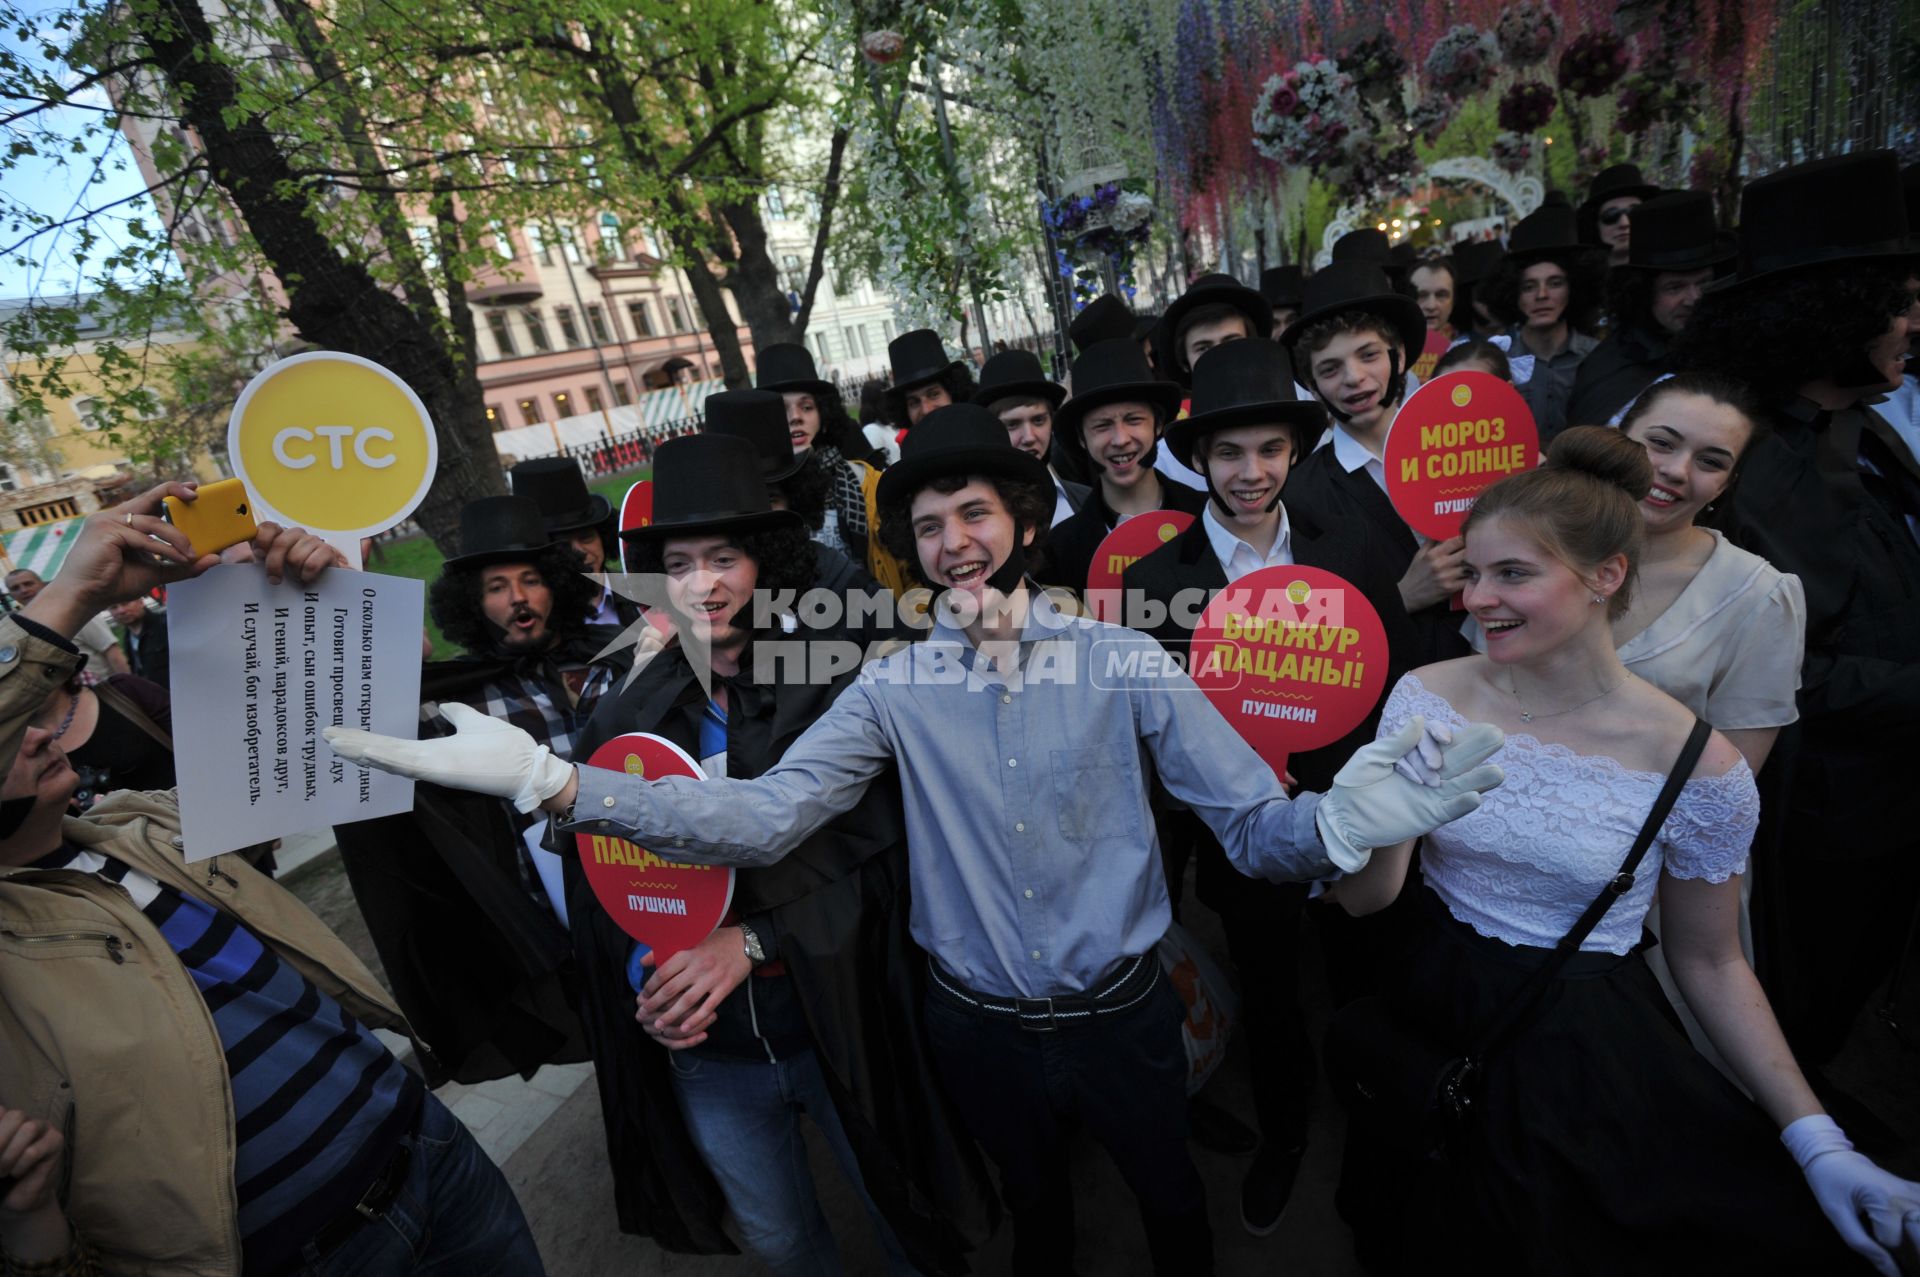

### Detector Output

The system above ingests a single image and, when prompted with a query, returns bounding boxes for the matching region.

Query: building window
[0,463,16,492]
[844,325,864,358]
[485,311,518,357]
[518,397,543,424]
[612,380,633,405]
[627,300,657,338]
[411,223,438,269]
[72,397,105,430]
[525,224,552,266]
[521,308,552,352]
[665,297,690,333]
[555,306,583,348]
[781,253,803,292]
[585,304,611,344]
[585,385,604,412]
[766,186,786,219]
[598,212,623,258]
[558,226,583,265]
[485,402,501,427]
[882,318,896,341]
[487,222,516,263]
[553,390,572,418]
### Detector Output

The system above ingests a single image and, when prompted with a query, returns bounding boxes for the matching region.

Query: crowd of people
[1,145,1918,1277]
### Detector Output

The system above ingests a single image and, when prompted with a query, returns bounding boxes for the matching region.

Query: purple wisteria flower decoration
[1494,4,1561,67]
[1498,81,1558,133]
[1557,31,1631,98]
[1425,25,1499,100]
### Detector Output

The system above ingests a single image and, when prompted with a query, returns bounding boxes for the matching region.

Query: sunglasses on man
[1599,205,1634,226]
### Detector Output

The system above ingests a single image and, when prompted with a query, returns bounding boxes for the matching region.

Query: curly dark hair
[1674,262,1912,402]
[1482,249,1608,333]
[811,384,887,467]
[774,452,832,531]
[429,544,600,656]
[621,523,819,610]
[883,365,978,432]
[875,472,1054,586]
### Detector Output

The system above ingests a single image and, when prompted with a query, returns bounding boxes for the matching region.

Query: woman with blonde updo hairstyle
[1324,428,1911,1273]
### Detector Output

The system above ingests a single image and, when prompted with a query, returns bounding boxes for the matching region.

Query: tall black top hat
[1622,192,1736,273]
[1165,340,1327,470]
[1582,163,1661,214]
[754,342,836,400]
[874,402,1052,509]
[702,389,805,482]
[1332,228,1393,266]
[443,496,559,573]
[887,328,962,391]
[1053,338,1185,448]
[1451,240,1505,286]
[1156,272,1275,386]
[1717,150,1914,292]
[1278,261,1427,358]
[510,457,612,535]
[973,348,1066,409]
[621,433,803,543]
[1506,200,1586,265]
[1260,265,1306,309]
[1069,294,1137,354]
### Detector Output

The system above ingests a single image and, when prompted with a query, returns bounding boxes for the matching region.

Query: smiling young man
[328,403,1508,1277]
[973,346,1089,526]
[1485,200,1604,442]
[1040,338,1206,594]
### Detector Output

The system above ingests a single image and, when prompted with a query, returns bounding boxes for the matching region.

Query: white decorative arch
[1316,157,1546,266]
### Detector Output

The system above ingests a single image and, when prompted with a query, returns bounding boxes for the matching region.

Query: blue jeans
[668,1045,918,1277]
[295,1092,546,1275]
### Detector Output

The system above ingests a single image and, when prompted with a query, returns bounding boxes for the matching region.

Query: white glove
[1393,718,1454,786]
[1782,1114,1920,1277]
[1314,715,1505,872]
[323,701,575,813]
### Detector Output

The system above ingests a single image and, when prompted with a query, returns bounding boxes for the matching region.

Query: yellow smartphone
[162,478,259,556]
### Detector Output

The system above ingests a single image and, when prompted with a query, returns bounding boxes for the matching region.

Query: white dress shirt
[1201,501,1295,582]
[1329,424,1390,493]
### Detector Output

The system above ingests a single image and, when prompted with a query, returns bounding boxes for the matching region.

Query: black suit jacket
[1039,477,1208,595]
[1282,442,1471,665]
[1566,322,1668,428]
[1122,507,1418,794]
[1055,474,1093,517]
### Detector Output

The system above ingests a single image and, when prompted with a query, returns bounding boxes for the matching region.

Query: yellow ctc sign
[228,352,438,538]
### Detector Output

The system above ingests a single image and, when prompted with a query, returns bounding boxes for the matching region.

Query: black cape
[1039,476,1207,595]
[1565,322,1670,427]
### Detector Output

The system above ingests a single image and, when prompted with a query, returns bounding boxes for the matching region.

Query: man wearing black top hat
[1154,272,1276,388]
[1673,149,1920,1076]
[1449,240,1505,338]
[1260,264,1306,335]
[883,328,978,435]
[973,347,1089,525]
[1579,162,1662,266]
[1040,339,1207,594]
[563,430,995,1274]
[1568,191,1737,426]
[1123,340,1416,1236]
[1068,293,1137,355]
[510,455,641,628]
[1482,197,1604,441]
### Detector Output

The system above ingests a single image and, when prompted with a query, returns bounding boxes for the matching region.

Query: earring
[1591,594,1606,605]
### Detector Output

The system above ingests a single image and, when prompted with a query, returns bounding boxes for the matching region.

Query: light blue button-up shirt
[566,591,1332,997]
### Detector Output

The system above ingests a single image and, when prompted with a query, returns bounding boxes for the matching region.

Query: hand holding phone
[161,478,259,556]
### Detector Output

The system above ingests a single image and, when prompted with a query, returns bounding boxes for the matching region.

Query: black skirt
[1336,887,1860,1276]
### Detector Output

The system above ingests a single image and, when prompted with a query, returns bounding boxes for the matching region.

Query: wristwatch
[740,922,767,966]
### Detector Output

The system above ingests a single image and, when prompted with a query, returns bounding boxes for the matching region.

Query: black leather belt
[928,952,1158,1031]
[277,1107,420,1272]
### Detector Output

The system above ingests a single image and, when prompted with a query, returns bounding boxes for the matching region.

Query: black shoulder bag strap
[1464,717,1714,1066]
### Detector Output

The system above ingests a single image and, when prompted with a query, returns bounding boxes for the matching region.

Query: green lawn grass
[368,465,650,660]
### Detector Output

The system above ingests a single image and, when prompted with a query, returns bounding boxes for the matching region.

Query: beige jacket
[0,616,415,1275]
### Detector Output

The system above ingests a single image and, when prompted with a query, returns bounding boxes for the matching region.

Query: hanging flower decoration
[1338,30,1408,102]
[1251,58,1363,168]
[1494,4,1562,67]
[1557,31,1631,98]
[1491,131,1534,175]
[859,30,907,65]
[1336,142,1419,204]
[1611,0,1663,37]
[1617,64,1703,134]
[1407,97,1457,143]
[1497,81,1558,133]
[1041,183,1155,306]
[1424,25,1499,101]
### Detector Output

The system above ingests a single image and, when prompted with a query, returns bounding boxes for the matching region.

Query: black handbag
[1324,718,1712,1161]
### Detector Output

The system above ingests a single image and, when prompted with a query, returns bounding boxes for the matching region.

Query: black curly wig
[774,451,833,531]
[883,365,978,432]
[875,472,1054,586]
[1674,262,1912,403]
[808,384,888,467]
[621,523,820,607]
[429,544,600,656]
[1483,249,1608,334]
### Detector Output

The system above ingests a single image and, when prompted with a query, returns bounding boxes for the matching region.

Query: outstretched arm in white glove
[325,701,574,813]
[1315,714,1504,878]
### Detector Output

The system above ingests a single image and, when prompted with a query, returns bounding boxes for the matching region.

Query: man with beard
[510,456,642,628]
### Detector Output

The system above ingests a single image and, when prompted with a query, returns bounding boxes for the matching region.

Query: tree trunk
[717,195,798,351]
[134,0,500,555]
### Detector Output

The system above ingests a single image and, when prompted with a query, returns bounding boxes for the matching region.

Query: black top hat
[1621,191,1736,273]
[702,389,805,483]
[1053,338,1185,448]
[1130,313,1162,343]
[1451,240,1505,285]
[621,433,803,543]
[972,348,1066,409]
[443,495,559,573]
[1505,200,1587,265]
[1581,163,1661,214]
[1165,340,1327,470]
[887,328,962,391]
[1332,228,1393,266]
[754,342,836,400]
[1156,273,1275,385]
[1714,151,1914,293]
[1260,265,1306,308]
[874,402,1052,509]
[1903,161,1920,235]
[1278,261,1427,360]
[510,457,612,534]
[1069,294,1137,354]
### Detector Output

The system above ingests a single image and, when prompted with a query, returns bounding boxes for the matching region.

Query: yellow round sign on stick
[228,352,438,539]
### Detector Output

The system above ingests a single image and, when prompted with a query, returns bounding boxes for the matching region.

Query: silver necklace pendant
[1518,710,1533,724]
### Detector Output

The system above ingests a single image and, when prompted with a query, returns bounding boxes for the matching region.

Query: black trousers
[922,970,1212,1276]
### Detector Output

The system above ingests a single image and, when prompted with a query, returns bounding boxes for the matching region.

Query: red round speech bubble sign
[575,732,734,961]
[1085,511,1194,622]
[620,478,654,533]
[1383,371,1538,541]
[1187,565,1391,776]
